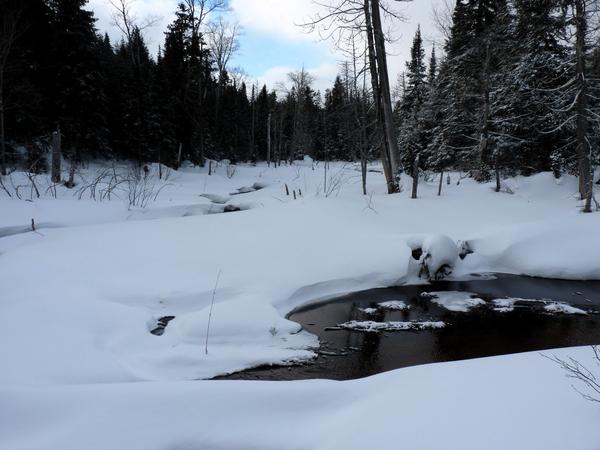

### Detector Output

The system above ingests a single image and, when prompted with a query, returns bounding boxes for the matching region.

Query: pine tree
[431,0,511,181]
[397,26,429,197]
[323,75,351,161]
[493,0,569,176]
[47,0,108,167]
[159,3,213,165]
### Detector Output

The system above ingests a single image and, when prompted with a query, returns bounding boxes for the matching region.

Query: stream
[218,274,600,381]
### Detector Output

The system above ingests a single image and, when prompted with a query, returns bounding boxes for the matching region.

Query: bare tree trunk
[65,148,76,189]
[575,0,593,212]
[267,112,272,167]
[479,39,492,181]
[51,127,62,184]
[411,154,419,199]
[324,154,328,194]
[158,147,162,179]
[251,85,256,160]
[0,80,6,176]
[371,0,400,179]
[0,8,21,177]
[438,170,444,196]
[495,154,501,193]
[176,143,182,170]
[352,38,368,196]
[361,157,368,195]
[363,0,397,194]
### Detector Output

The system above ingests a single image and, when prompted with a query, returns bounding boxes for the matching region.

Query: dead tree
[370,0,400,180]
[109,0,160,66]
[304,0,407,193]
[207,17,241,120]
[278,68,315,163]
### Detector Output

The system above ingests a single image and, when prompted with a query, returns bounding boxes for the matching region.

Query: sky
[89,0,442,94]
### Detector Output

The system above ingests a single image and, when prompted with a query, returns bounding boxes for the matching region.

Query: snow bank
[2,347,599,450]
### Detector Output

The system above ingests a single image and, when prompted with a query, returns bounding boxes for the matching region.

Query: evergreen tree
[397,26,429,177]
[47,0,108,164]
[159,2,213,165]
[323,75,351,161]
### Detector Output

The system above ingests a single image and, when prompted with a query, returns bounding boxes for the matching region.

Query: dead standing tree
[303,0,407,194]
[207,17,241,121]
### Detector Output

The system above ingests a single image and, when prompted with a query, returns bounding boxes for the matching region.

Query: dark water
[218,274,600,381]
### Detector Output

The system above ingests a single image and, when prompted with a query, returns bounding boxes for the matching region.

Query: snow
[338,320,446,332]
[493,298,588,315]
[1,347,599,450]
[378,300,410,310]
[544,302,587,315]
[408,234,460,279]
[358,307,378,314]
[424,291,487,312]
[1,162,600,449]
[493,298,517,312]
[199,193,231,204]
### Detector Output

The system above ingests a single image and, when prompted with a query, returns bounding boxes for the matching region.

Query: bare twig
[545,346,600,403]
[205,269,222,355]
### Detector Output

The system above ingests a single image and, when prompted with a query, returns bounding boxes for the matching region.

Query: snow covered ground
[1,160,599,449]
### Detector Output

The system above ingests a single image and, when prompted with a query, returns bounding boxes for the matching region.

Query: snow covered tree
[429,0,512,185]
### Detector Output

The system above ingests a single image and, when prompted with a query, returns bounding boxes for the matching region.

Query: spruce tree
[47,0,108,166]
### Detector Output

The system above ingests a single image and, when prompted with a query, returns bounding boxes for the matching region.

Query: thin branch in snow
[205,269,222,355]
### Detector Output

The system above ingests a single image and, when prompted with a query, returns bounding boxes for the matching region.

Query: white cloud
[88,0,178,52]
[254,61,339,95]
[89,0,444,93]
[230,0,443,92]
[230,0,320,42]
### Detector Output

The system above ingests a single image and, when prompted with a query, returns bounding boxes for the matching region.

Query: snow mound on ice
[338,320,446,332]
[492,298,517,312]
[544,302,587,315]
[378,300,410,311]
[200,193,231,204]
[492,297,587,315]
[423,291,486,312]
